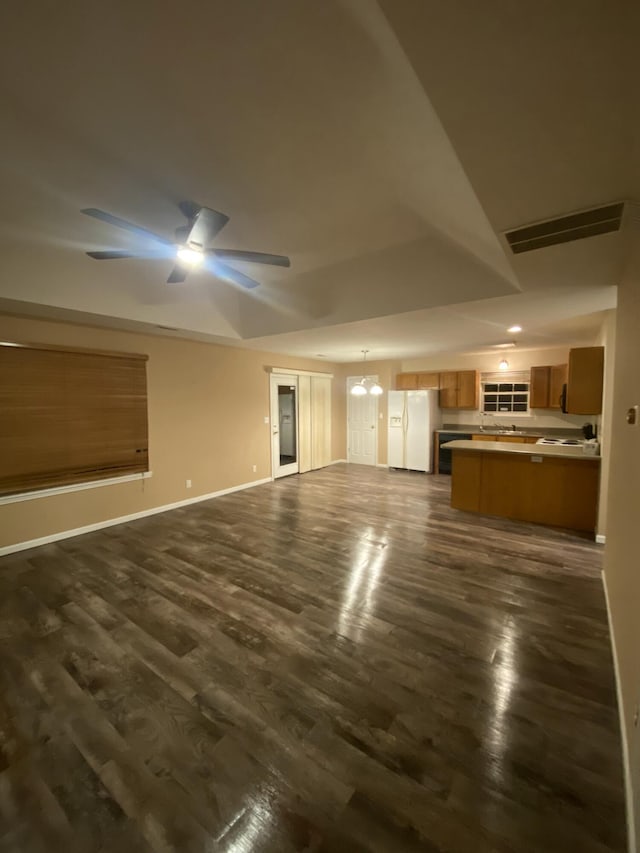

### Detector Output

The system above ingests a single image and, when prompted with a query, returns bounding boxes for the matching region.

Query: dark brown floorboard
[0,465,626,852]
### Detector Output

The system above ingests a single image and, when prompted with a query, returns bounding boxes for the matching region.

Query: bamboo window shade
[0,343,149,497]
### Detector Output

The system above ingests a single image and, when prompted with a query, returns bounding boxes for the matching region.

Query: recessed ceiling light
[507,325,522,333]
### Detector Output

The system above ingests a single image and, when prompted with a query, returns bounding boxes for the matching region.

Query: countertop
[441,439,600,461]
[435,428,581,439]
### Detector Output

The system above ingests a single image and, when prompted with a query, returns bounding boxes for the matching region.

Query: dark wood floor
[0,464,626,852]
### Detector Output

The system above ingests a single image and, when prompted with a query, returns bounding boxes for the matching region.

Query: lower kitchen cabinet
[450,448,599,532]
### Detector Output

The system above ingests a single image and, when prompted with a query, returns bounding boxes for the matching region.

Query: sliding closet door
[311,375,331,469]
[270,370,332,478]
[298,375,312,474]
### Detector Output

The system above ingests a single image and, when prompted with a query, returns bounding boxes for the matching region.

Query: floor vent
[504,202,624,254]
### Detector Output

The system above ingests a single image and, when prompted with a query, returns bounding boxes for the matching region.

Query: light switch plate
[626,405,639,426]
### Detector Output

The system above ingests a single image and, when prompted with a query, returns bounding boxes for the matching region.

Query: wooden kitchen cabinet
[550,364,568,408]
[439,372,458,407]
[458,371,478,408]
[530,363,568,409]
[450,447,600,532]
[417,372,440,389]
[440,370,479,409]
[566,346,604,414]
[530,366,550,408]
[395,371,440,390]
[395,373,418,390]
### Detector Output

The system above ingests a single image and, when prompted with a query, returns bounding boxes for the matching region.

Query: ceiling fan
[81,201,290,289]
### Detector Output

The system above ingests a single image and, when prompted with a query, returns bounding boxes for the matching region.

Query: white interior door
[270,374,299,478]
[347,376,377,466]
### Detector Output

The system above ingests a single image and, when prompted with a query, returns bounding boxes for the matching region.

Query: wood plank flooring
[0,464,626,852]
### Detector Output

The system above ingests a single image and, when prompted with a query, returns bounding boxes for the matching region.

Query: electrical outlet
[264,416,269,424]
[186,479,192,489]
[252,464,257,473]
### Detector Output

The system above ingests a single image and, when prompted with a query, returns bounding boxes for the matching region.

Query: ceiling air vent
[504,202,624,254]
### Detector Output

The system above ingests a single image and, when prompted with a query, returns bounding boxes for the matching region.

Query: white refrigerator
[387,390,441,472]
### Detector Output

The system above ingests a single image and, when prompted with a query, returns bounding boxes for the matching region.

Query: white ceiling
[0,1,635,362]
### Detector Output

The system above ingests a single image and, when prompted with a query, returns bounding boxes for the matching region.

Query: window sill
[0,471,152,506]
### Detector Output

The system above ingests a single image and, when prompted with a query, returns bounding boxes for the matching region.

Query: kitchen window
[481,372,530,414]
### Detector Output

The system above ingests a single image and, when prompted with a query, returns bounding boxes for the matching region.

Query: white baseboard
[596,534,607,545]
[376,463,389,468]
[0,477,272,557]
[329,459,347,465]
[0,470,153,507]
[602,570,636,853]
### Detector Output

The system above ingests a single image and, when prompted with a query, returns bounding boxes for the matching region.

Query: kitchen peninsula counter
[441,439,598,460]
[441,440,600,534]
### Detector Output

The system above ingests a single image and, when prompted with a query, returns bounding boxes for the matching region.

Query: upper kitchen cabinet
[395,371,440,390]
[566,346,604,414]
[396,373,418,390]
[550,364,568,408]
[440,370,479,409]
[417,372,440,390]
[530,363,568,408]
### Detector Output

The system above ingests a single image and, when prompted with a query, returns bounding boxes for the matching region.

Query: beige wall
[0,314,341,549]
[603,253,640,847]
[401,346,576,374]
[596,310,617,538]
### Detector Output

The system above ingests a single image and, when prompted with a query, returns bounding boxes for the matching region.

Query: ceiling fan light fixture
[176,247,204,267]
[499,358,509,370]
[351,381,367,396]
[369,382,383,396]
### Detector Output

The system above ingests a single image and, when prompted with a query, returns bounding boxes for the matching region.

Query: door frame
[270,373,300,479]
[346,375,379,466]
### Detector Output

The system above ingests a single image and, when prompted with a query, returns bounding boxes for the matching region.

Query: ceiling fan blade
[87,250,168,260]
[208,249,290,267]
[81,208,172,246]
[178,200,202,221]
[167,264,189,285]
[208,259,260,290]
[185,206,230,249]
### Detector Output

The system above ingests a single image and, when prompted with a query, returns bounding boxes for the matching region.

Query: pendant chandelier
[350,350,383,396]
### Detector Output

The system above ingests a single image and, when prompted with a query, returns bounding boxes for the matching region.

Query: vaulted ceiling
[0,1,636,360]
